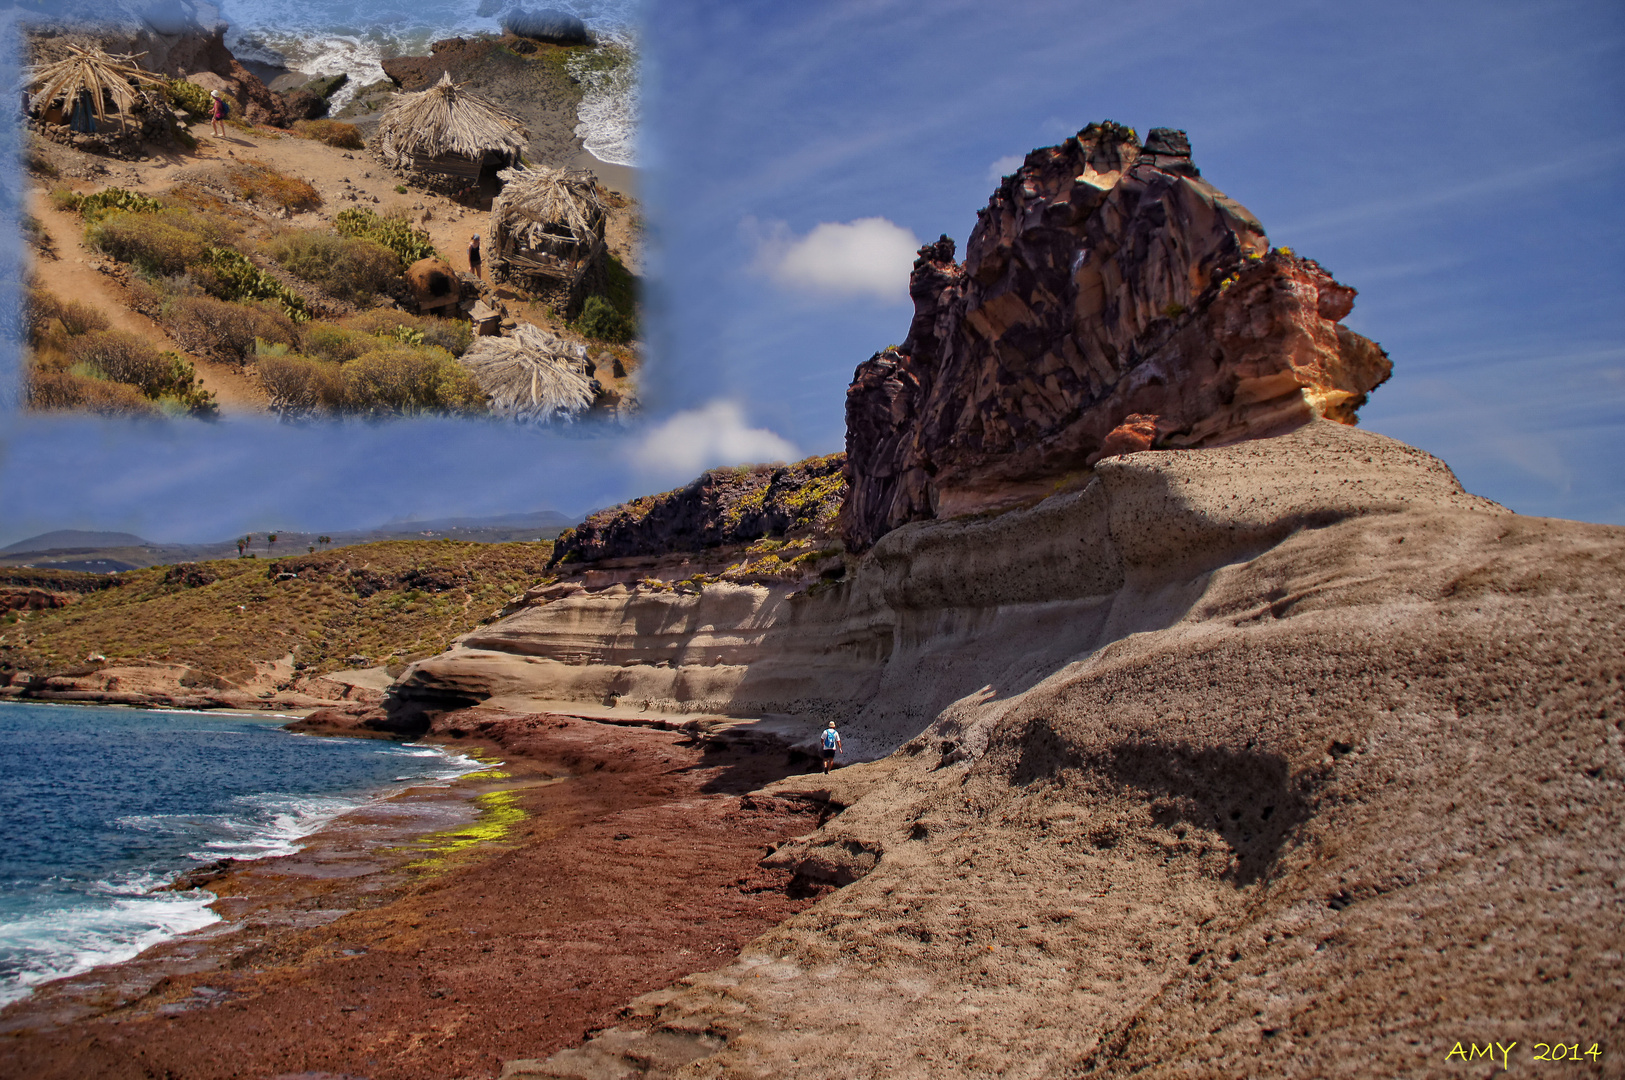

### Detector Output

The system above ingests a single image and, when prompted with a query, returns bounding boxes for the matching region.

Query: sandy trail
[26,188,268,413]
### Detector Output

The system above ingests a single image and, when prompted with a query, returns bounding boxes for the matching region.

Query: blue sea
[217,0,642,166]
[0,701,481,1007]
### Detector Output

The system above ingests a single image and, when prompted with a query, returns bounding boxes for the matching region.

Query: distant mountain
[2,531,153,555]
[0,511,580,572]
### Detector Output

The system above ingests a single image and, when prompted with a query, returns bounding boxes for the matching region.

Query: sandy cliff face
[842,123,1391,552]
[492,422,1624,1079]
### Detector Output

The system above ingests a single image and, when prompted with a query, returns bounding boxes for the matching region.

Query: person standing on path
[209,90,226,137]
[468,233,483,279]
[821,722,843,773]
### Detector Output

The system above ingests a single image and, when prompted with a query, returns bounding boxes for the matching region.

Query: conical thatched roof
[27,44,166,127]
[488,165,605,249]
[373,71,529,168]
[459,323,595,423]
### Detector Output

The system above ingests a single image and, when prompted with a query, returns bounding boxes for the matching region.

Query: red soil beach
[0,710,831,1079]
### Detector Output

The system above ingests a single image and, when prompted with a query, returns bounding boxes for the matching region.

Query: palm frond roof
[373,71,529,167]
[27,44,166,125]
[459,323,596,423]
[488,164,606,247]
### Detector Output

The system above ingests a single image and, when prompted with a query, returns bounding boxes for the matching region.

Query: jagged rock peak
[840,121,1392,552]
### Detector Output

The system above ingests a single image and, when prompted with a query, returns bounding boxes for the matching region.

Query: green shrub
[265,231,402,303]
[341,310,473,357]
[26,369,159,416]
[74,187,164,222]
[334,208,438,264]
[87,210,209,276]
[574,294,634,343]
[300,321,376,364]
[165,79,215,120]
[394,184,408,195]
[258,352,345,414]
[49,188,82,212]
[191,247,311,320]
[341,344,488,416]
[291,119,364,149]
[162,295,300,362]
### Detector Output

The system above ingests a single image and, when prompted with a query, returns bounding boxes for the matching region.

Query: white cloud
[756,217,919,301]
[987,154,1024,185]
[627,401,800,485]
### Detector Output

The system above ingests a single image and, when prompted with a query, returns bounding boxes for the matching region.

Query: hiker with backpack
[209,89,228,136]
[821,722,843,773]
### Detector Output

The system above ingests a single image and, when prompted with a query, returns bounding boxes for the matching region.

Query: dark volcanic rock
[502,8,591,45]
[840,121,1393,551]
[548,454,847,567]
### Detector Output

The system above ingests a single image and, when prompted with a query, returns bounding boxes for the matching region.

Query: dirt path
[0,710,828,1080]
[26,188,269,414]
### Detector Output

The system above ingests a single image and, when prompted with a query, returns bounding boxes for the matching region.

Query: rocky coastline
[3,122,1619,1077]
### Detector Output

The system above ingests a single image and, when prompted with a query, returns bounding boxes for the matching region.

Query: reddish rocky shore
[0,710,831,1080]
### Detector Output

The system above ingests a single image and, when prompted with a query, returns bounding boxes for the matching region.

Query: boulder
[502,7,591,45]
[840,121,1392,551]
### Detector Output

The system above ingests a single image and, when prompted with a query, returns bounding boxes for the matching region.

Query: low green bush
[300,322,376,364]
[192,247,311,320]
[165,79,215,120]
[574,294,634,343]
[342,310,473,357]
[75,188,164,222]
[341,344,488,416]
[265,231,402,304]
[87,209,210,276]
[334,208,438,264]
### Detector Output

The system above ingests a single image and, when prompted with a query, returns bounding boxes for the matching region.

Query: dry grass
[227,160,322,211]
[26,368,160,416]
[0,541,556,683]
[292,119,365,149]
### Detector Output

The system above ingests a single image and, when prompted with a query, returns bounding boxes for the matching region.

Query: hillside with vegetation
[0,541,554,694]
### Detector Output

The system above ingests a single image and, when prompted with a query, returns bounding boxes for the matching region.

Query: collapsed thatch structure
[371,72,529,191]
[26,44,167,133]
[459,323,597,423]
[485,165,607,312]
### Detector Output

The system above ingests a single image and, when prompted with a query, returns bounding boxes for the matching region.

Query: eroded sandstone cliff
[842,122,1391,551]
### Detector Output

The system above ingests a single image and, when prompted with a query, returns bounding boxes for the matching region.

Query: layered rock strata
[484,422,1624,1078]
[842,122,1392,551]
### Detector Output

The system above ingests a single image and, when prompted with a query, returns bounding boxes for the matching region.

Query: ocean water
[216,0,642,166]
[0,701,482,1007]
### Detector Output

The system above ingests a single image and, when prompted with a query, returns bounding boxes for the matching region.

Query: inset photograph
[18,3,641,423]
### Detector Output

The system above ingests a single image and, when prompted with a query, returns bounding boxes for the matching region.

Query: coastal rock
[464,421,1623,1078]
[502,8,592,45]
[547,453,846,566]
[840,122,1392,551]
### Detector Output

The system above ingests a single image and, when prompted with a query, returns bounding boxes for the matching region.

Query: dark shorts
[822,747,835,759]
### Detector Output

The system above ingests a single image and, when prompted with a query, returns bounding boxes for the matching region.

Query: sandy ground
[26,114,642,417]
[0,711,827,1080]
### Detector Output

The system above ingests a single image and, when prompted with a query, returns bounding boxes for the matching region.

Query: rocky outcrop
[473,420,1622,1079]
[548,454,846,566]
[841,122,1392,551]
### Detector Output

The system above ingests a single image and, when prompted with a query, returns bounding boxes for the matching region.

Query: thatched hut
[25,44,172,155]
[371,72,528,193]
[459,323,597,424]
[485,165,607,312]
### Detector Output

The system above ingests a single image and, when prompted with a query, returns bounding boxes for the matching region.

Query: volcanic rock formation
[842,122,1391,551]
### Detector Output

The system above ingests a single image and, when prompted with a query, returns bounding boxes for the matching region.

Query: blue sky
[1,0,1622,545]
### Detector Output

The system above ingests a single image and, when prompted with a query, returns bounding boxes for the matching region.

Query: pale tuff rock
[842,122,1392,551]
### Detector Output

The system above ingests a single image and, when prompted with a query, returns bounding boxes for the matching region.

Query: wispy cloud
[751,217,920,301]
[626,401,799,487]
[986,154,1023,185]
